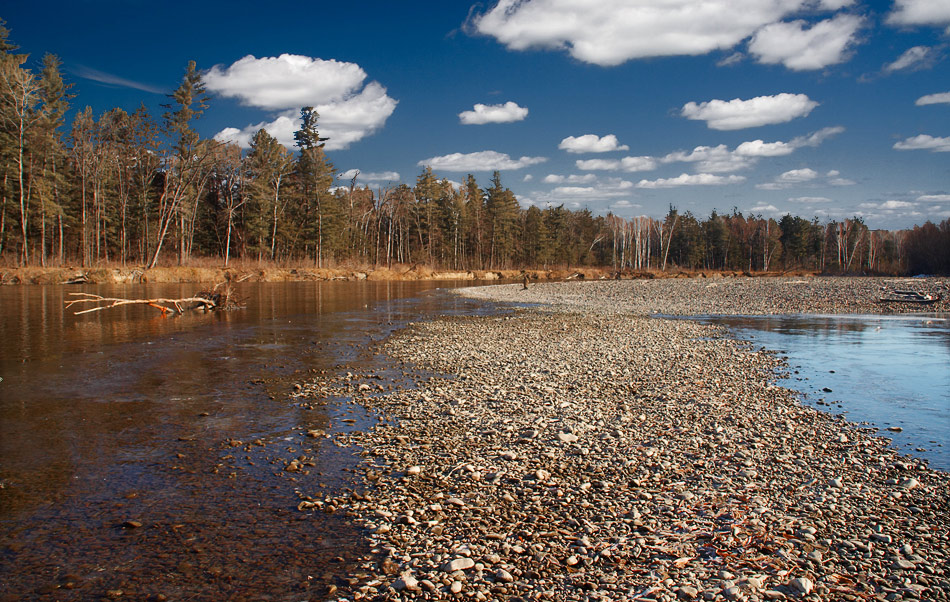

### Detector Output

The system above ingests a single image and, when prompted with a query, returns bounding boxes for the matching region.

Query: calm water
[0,280,500,601]
[706,313,950,471]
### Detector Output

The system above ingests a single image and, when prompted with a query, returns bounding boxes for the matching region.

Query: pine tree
[293,107,334,266]
[246,128,292,261]
[149,60,213,268]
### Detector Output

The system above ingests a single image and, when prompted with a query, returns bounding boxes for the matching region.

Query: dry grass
[0,262,820,286]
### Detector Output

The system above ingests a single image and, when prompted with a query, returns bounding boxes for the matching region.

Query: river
[0,280,498,601]
[704,313,950,471]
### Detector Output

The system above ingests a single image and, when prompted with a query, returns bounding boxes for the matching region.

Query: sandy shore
[302,278,948,601]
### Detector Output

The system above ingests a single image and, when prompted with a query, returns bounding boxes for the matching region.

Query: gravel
[300,278,949,601]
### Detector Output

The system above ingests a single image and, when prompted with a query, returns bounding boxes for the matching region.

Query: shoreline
[1,265,826,286]
[304,279,948,601]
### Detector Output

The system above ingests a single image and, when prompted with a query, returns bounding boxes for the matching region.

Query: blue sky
[5,0,949,229]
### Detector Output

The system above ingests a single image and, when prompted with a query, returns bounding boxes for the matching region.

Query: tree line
[1,24,947,275]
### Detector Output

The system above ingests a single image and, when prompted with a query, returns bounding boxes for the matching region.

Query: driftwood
[66,292,217,315]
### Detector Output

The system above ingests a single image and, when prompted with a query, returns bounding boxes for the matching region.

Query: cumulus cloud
[559,134,629,153]
[884,46,937,72]
[575,156,657,171]
[470,0,842,66]
[735,139,796,157]
[917,194,950,202]
[749,204,781,213]
[619,156,658,172]
[893,134,950,152]
[916,92,950,105]
[779,168,819,182]
[337,169,401,182]
[552,182,633,198]
[748,14,864,71]
[789,196,833,203]
[659,127,842,173]
[459,101,528,124]
[757,166,853,189]
[681,93,819,130]
[887,0,950,26]
[864,200,916,209]
[531,177,636,205]
[543,173,598,184]
[636,173,746,188]
[206,54,397,151]
[417,150,547,172]
[205,54,367,109]
[661,144,757,173]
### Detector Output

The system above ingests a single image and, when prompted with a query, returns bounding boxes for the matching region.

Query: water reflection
[705,313,950,471]
[0,280,498,600]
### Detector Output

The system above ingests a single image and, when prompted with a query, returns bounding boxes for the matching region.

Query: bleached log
[65,292,216,315]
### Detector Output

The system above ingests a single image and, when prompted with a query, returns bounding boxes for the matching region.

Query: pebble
[308,279,950,602]
[442,557,475,572]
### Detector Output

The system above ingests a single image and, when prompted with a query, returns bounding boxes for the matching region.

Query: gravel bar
[304,277,948,602]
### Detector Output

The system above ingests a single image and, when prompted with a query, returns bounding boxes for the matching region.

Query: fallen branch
[66,292,217,315]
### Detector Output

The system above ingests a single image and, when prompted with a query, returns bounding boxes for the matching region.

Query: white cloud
[559,134,629,153]
[662,144,757,173]
[780,168,819,182]
[749,204,781,213]
[206,55,397,151]
[661,127,843,172]
[574,156,657,172]
[418,150,547,172]
[819,0,856,8]
[471,0,835,67]
[829,176,856,186]
[789,196,833,202]
[543,173,598,184]
[859,200,917,210]
[620,156,658,172]
[523,174,534,182]
[916,92,950,105]
[681,93,819,130]
[205,54,367,109]
[576,159,620,171]
[337,169,401,182]
[887,0,950,26]
[917,194,950,202]
[757,166,853,189]
[459,101,528,125]
[74,66,166,94]
[636,173,746,188]
[884,46,936,72]
[748,14,863,70]
[793,125,846,146]
[735,139,796,157]
[893,134,950,152]
[215,114,298,149]
[529,177,637,205]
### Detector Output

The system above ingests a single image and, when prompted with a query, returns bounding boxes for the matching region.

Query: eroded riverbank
[307,279,949,601]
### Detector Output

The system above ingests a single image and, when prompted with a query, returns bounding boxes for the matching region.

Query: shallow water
[0,280,499,600]
[705,313,950,471]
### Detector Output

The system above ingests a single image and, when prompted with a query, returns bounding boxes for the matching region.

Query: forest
[1,23,948,276]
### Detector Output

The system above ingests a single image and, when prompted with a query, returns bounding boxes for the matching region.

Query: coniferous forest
[1,24,948,275]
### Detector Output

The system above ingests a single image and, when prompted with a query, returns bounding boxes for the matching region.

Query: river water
[0,280,499,601]
[705,313,950,471]
[3,283,948,600]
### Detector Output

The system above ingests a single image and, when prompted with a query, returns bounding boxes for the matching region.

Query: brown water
[0,281,496,601]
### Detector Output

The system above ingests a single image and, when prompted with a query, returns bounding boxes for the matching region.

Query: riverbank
[304,279,948,601]
[0,264,823,286]
[459,276,950,315]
